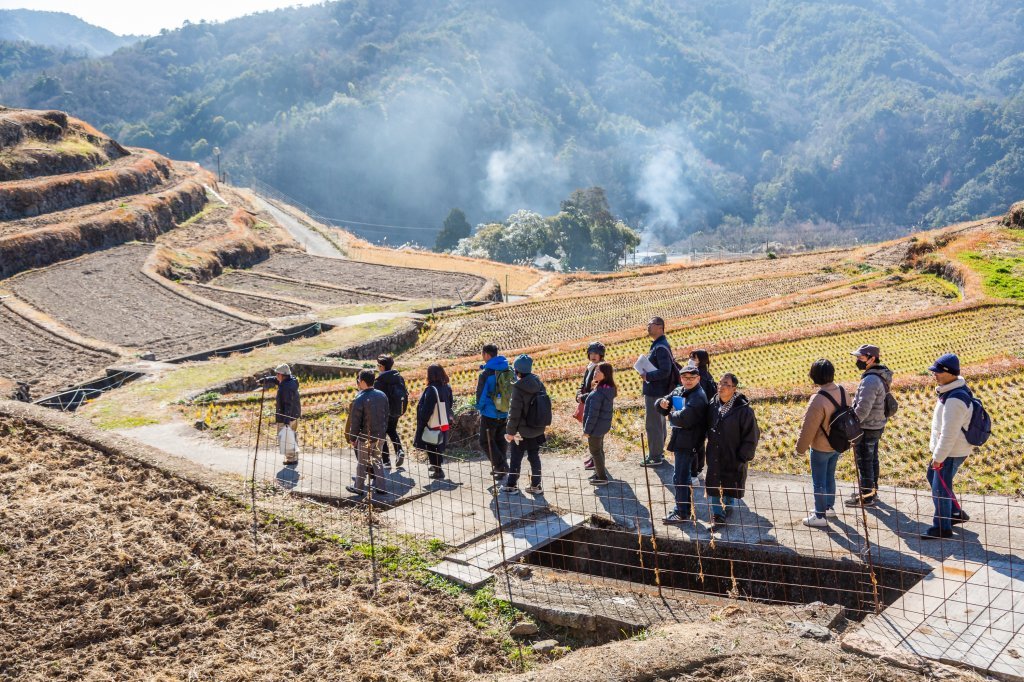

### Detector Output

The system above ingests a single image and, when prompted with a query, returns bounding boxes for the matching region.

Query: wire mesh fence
[241,391,1024,675]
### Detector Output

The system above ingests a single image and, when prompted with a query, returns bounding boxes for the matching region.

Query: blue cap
[928,353,960,375]
[513,354,533,374]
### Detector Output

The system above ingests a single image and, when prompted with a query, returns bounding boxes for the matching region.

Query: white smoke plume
[481,134,570,214]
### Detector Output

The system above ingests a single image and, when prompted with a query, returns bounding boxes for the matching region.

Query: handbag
[423,386,449,445]
[573,400,585,423]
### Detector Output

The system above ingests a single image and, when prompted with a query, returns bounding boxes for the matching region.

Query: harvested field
[0,305,117,397]
[251,251,489,301]
[556,250,851,295]
[408,272,846,361]
[0,415,513,681]
[9,244,266,359]
[185,283,312,318]
[211,270,395,306]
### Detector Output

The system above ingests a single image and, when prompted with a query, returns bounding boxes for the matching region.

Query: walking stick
[251,383,267,551]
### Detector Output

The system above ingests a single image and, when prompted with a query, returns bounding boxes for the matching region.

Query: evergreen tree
[434,208,471,253]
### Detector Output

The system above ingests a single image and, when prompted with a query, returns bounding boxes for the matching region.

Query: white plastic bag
[278,424,300,457]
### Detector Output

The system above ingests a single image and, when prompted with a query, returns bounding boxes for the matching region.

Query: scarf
[718,394,738,417]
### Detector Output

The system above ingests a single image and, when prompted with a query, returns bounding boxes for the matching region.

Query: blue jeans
[505,436,543,488]
[927,457,964,532]
[672,448,696,513]
[809,449,840,517]
[709,495,733,517]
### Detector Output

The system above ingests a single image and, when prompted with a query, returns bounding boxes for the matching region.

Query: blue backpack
[941,386,991,447]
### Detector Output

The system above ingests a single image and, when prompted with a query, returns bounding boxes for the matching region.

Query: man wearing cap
[656,363,709,523]
[847,344,893,507]
[261,364,302,466]
[924,353,973,539]
[641,316,675,467]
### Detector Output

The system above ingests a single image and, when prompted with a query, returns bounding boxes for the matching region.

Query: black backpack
[526,390,553,428]
[818,386,863,453]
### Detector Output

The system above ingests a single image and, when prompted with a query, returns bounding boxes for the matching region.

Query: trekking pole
[250,384,267,551]
[488,437,526,671]
[640,432,663,599]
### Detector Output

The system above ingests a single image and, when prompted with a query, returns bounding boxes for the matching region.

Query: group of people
[264,315,982,539]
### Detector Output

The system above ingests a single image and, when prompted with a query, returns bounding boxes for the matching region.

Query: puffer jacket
[506,373,546,439]
[345,388,389,442]
[275,375,301,425]
[930,378,974,463]
[415,382,454,450]
[642,335,675,397]
[853,365,893,430]
[475,355,510,419]
[583,384,615,436]
[657,384,709,452]
[705,394,759,499]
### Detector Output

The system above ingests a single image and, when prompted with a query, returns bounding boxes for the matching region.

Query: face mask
[856,360,868,371]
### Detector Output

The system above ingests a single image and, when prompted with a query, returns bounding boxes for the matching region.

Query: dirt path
[253,195,343,258]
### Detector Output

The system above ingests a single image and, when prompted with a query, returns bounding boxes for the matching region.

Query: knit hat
[928,353,960,375]
[513,354,533,374]
[274,364,292,376]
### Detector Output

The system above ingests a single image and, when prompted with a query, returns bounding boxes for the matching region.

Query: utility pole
[212,146,222,183]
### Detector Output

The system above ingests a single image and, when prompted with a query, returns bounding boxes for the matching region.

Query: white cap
[274,364,291,376]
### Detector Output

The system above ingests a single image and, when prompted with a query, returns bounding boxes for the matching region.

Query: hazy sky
[0,0,322,36]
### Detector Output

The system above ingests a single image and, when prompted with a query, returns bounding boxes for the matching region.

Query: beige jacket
[797,382,844,454]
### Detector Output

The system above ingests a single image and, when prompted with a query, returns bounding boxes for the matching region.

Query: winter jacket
[374,369,408,420]
[642,335,675,397]
[414,382,454,451]
[583,384,615,436]
[853,365,893,430]
[657,384,708,452]
[698,369,718,401]
[274,375,301,425]
[704,395,760,499]
[345,388,389,442]
[930,378,974,463]
[796,382,843,454]
[506,373,546,439]
[475,355,510,419]
[577,363,599,403]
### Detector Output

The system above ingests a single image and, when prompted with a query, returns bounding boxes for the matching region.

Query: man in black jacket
[345,369,390,497]
[261,364,301,466]
[657,364,709,523]
[374,354,408,469]
[704,373,760,525]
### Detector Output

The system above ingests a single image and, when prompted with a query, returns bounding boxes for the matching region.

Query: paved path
[253,196,342,258]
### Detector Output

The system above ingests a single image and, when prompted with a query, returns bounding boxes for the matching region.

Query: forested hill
[3,0,1023,246]
[0,10,139,56]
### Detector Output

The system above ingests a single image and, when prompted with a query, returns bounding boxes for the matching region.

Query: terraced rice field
[184,284,312,318]
[250,252,488,301]
[407,272,847,361]
[210,271,395,307]
[9,244,266,359]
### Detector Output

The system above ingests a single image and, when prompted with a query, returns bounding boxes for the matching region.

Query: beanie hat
[274,364,292,376]
[928,353,960,376]
[513,354,533,375]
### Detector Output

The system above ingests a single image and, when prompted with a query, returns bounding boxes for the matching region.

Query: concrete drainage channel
[508,526,929,634]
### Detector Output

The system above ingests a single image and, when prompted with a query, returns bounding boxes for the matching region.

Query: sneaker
[712,514,727,525]
[690,476,700,486]
[588,476,609,487]
[921,526,953,540]
[431,468,445,480]
[663,510,690,525]
[501,485,520,495]
[382,458,392,469]
[370,487,387,497]
[345,485,365,496]
[641,457,666,467]
[583,458,595,471]
[951,510,970,525]
[802,514,828,528]
[525,484,543,495]
[824,508,838,519]
[844,492,876,508]
[394,450,405,468]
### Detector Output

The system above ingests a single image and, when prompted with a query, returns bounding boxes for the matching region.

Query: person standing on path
[923,353,974,539]
[476,344,513,481]
[414,364,455,480]
[658,364,709,524]
[577,341,606,471]
[641,317,676,467]
[344,369,389,497]
[261,364,301,466]
[374,354,409,470]
[704,373,759,525]
[688,349,717,483]
[582,362,616,486]
[503,354,548,496]
[847,344,893,507]
[797,359,843,528]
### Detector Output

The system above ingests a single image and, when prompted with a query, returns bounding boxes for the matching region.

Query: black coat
[657,384,708,452]
[698,369,718,401]
[274,375,301,425]
[374,369,408,419]
[414,382,454,451]
[704,394,760,499]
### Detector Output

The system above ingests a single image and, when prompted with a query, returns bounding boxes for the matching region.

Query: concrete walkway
[253,196,343,258]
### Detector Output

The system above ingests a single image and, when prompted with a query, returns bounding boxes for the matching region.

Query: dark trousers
[480,415,509,474]
[673,448,697,513]
[506,436,543,488]
[381,415,403,462]
[854,428,883,497]
[691,444,706,478]
[424,442,444,468]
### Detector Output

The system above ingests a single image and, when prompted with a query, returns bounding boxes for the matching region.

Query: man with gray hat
[641,316,676,467]
[261,364,302,466]
[847,344,893,507]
